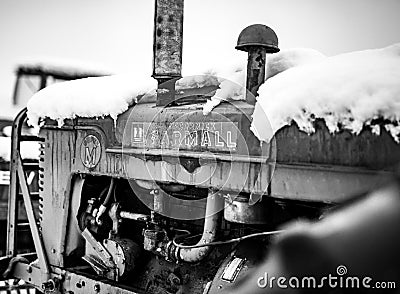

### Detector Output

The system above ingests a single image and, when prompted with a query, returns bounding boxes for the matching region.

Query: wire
[171,228,191,236]
[98,185,109,203]
[102,178,115,206]
[173,230,285,249]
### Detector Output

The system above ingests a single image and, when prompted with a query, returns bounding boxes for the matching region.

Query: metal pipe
[235,24,280,105]
[176,192,224,263]
[245,46,267,105]
[152,0,184,106]
[119,211,150,222]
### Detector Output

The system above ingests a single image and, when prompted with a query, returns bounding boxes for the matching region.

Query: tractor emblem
[80,135,101,168]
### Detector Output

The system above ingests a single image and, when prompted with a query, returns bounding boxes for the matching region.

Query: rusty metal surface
[245,47,267,104]
[270,163,388,203]
[152,0,184,79]
[275,120,400,170]
[39,128,77,267]
[224,194,270,224]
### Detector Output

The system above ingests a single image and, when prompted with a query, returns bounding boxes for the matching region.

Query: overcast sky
[0,0,399,107]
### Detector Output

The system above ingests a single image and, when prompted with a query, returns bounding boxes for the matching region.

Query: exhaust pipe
[152,0,184,106]
[236,24,280,105]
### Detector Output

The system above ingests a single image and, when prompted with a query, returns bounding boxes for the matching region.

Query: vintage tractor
[1,1,399,294]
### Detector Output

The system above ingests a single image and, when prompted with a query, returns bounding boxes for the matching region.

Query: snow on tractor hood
[27,73,157,128]
[26,45,400,143]
[251,43,400,143]
[26,67,234,128]
[25,49,323,129]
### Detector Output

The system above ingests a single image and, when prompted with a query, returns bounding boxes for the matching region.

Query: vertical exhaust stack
[152,0,184,106]
[236,24,280,105]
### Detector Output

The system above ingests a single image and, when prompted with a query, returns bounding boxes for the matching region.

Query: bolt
[51,248,56,254]
[26,266,32,273]
[94,283,100,292]
[42,280,55,291]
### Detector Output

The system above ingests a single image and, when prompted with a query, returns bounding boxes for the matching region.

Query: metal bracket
[81,228,117,280]
[16,151,50,277]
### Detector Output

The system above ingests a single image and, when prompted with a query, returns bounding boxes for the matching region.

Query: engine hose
[95,178,116,225]
[173,230,285,249]
[174,192,224,263]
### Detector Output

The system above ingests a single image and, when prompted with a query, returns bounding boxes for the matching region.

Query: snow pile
[27,45,400,143]
[176,74,219,89]
[266,48,326,79]
[26,68,240,128]
[0,137,40,161]
[27,74,157,128]
[202,64,246,114]
[17,57,113,78]
[251,43,400,142]
[202,48,325,114]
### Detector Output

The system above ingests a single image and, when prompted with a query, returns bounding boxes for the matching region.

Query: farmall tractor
[1,1,400,294]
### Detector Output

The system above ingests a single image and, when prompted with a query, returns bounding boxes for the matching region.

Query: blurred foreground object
[226,177,400,294]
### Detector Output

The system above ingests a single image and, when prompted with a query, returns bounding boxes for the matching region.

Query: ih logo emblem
[80,135,101,168]
[132,123,144,143]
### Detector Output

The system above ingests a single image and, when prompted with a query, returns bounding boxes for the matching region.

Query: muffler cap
[236,24,280,53]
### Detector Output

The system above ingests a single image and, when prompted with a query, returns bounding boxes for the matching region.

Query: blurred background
[1,0,400,112]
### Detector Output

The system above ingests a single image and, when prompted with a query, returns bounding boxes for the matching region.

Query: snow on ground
[17,57,113,78]
[251,43,400,142]
[0,137,40,161]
